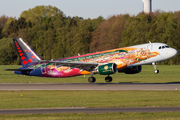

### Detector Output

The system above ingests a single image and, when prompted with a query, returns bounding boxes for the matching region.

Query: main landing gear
[88,72,113,83]
[152,62,159,74]
[88,72,96,83]
[88,77,96,83]
[105,75,112,82]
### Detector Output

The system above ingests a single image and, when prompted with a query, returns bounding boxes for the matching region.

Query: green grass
[0,65,180,83]
[0,91,180,109]
[1,65,180,119]
[0,112,180,120]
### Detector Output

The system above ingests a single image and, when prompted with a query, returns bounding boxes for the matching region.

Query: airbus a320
[6,38,177,83]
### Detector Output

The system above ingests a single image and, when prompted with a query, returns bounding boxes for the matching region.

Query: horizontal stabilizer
[5,69,33,71]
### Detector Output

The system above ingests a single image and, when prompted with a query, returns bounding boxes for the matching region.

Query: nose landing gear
[152,62,159,74]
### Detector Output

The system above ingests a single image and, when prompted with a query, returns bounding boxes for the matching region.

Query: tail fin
[13,38,42,67]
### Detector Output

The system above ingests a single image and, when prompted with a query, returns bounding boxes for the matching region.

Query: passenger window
[159,46,161,49]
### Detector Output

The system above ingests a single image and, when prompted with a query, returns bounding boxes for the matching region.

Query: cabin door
[147,44,152,51]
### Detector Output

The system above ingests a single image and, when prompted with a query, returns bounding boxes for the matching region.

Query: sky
[0,0,180,19]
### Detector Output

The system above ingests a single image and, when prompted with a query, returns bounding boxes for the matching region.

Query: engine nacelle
[98,63,117,75]
[118,65,142,74]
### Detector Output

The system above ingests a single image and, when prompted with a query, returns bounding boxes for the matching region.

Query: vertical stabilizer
[13,38,42,67]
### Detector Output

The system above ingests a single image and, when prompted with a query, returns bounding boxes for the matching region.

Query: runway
[1,107,180,114]
[1,83,180,115]
[0,83,180,91]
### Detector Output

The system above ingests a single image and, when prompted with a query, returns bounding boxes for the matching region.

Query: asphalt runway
[0,83,180,91]
[1,83,180,114]
[1,107,180,115]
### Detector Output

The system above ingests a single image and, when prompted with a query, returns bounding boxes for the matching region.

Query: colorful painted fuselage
[27,44,161,77]
[13,38,177,78]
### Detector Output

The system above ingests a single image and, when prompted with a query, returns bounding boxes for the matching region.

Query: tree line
[0,5,180,65]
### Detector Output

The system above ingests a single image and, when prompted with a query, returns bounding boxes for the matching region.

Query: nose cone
[165,48,178,59]
[170,48,178,57]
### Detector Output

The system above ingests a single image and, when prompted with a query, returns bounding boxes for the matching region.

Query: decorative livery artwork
[29,47,160,77]
[42,66,81,77]
[8,38,177,83]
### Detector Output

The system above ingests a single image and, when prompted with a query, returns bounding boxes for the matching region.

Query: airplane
[5,38,177,83]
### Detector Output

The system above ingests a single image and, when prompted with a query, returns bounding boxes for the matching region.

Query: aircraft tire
[155,69,159,74]
[88,77,96,83]
[105,76,112,82]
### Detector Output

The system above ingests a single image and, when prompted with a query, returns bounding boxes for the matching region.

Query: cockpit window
[159,45,170,49]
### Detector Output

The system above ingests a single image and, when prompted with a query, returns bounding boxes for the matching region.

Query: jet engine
[118,65,142,74]
[98,63,117,75]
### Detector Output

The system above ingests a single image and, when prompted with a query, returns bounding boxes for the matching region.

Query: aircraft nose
[166,48,178,59]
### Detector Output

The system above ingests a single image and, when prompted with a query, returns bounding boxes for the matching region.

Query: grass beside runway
[0,65,180,83]
[1,65,180,119]
[0,112,180,120]
[0,91,180,109]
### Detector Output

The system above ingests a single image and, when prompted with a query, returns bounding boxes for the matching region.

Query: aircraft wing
[40,60,98,71]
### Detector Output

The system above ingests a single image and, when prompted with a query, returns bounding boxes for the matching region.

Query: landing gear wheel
[154,69,159,74]
[152,62,159,74]
[88,77,96,83]
[105,76,112,82]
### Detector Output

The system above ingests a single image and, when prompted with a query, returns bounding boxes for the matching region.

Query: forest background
[0,5,180,65]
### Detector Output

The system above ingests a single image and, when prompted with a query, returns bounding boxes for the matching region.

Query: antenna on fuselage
[149,41,151,44]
